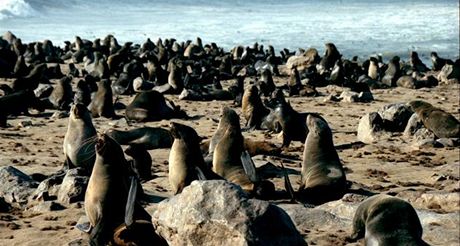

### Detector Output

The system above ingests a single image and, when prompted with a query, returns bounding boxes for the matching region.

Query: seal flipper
[89,216,111,246]
[195,166,207,180]
[125,176,137,228]
[280,161,295,202]
[240,150,259,183]
[76,221,92,233]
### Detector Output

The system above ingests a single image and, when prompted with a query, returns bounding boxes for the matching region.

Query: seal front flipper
[280,161,296,202]
[240,150,258,183]
[195,166,207,180]
[125,176,137,228]
[89,216,111,246]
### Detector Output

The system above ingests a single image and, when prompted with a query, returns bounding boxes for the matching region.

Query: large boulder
[357,112,386,144]
[152,180,306,246]
[437,64,460,84]
[378,103,413,132]
[286,48,320,72]
[0,166,39,206]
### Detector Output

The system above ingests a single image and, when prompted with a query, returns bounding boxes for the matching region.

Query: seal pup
[125,90,187,122]
[63,103,97,172]
[169,122,222,194]
[241,85,270,130]
[85,133,167,245]
[272,98,308,148]
[88,79,116,118]
[125,145,152,182]
[408,100,459,138]
[298,114,347,204]
[350,194,429,246]
[49,76,73,110]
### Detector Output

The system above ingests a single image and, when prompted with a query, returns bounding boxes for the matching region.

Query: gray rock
[396,75,416,89]
[438,64,460,85]
[436,138,459,147]
[378,103,413,132]
[403,113,424,137]
[413,128,436,142]
[57,168,89,204]
[152,180,306,246]
[323,93,341,103]
[286,48,319,72]
[31,175,63,202]
[51,111,69,119]
[357,112,386,144]
[339,91,359,103]
[0,166,39,206]
[34,84,53,98]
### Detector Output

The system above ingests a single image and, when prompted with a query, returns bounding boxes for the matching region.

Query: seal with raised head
[105,127,173,150]
[125,90,187,122]
[408,100,460,138]
[350,194,429,246]
[63,103,97,172]
[298,114,346,204]
[241,85,270,130]
[49,75,73,110]
[84,133,167,245]
[125,145,153,182]
[168,122,222,194]
[89,79,116,118]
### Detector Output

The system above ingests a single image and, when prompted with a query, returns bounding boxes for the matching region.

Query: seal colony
[0,30,459,245]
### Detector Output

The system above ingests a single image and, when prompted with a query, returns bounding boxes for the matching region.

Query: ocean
[0,0,459,62]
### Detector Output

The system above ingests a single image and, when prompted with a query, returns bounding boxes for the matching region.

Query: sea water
[0,0,458,62]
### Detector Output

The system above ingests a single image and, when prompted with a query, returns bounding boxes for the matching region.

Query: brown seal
[125,145,152,182]
[270,97,308,148]
[125,90,187,122]
[85,133,167,245]
[63,103,97,172]
[0,89,43,127]
[408,100,460,138]
[169,122,222,194]
[89,79,116,118]
[350,194,429,246]
[11,63,48,92]
[49,75,73,110]
[105,127,173,150]
[298,114,347,204]
[318,43,341,74]
[211,107,274,199]
[241,85,270,130]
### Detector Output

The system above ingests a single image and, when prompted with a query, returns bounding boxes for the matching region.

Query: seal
[168,122,222,194]
[49,75,73,110]
[350,194,429,246]
[211,107,275,199]
[0,89,43,127]
[125,145,152,182]
[125,90,187,122]
[430,52,452,71]
[317,43,341,74]
[89,79,116,118]
[408,100,459,138]
[241,85,270,130]
[12,63,48,92]
[298,114,347,204]
[63,103,97,172]
[84,133,167,245]
[105,127,173,150]
[271,98,308,148]
[367,57,379,80]
[258,68,276,96]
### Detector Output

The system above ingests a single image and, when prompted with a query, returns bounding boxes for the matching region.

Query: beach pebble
[152,180,306,246]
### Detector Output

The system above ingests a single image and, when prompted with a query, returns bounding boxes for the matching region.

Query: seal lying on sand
[408,100,459,138]
[105,127,173,150]
[84,133,167,245]
[125,90,187,122]
[0,89,43,127]
[350,194,429,246]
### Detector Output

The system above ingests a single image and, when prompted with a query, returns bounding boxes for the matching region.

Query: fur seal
[125,90,187,122]
[408,100,460,138]
[11,63,48,92]
[0,89,44,127]
[270,97,308,148]
[105,127,173,150]
[298,114,346,204]
[125,145,152,182]
[89,79,116,118]
[63,103,97,172]
[211,107,274,199]
[85,133,167,245]
[241,85,270,130]
[410,51,429,73]
[169,122,222,194]
[367,57,379,80]
[258,68,276,96]
[430,52,452,71]
[350,194,428,246]
[49,76,73,110]
[318,43,341,74]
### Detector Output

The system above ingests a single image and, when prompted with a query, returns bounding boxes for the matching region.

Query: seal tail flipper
[280,161,296,202]
[125,176,137,228]
[240,150,259,183]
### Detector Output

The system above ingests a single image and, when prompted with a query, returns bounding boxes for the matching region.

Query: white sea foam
[0,0,458,62]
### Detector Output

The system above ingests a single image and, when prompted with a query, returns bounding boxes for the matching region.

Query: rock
[152,180,306,246]
[133,77,154,92]
[357,112,386,143]
[57,168,89,204]
[51,111,69,119]
[0,166,39,206]
[18,121,33,127]
[413,128,436,143]
[436,138,459,147]
[403,113,424,137]
[286,48,319,72]
[396,75,416,89]
[437,64,460,84]
[323,94,340,103]
[108,117,129,127]
[27,201,66,213]
[397,191,460,213]
[339,91,359,103]
[31,175,63,202]
[34,84,53,98]
[378,103,413,132]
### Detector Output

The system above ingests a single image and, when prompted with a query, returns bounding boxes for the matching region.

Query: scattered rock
[57,168,89,204]
[34,84,53,98]
[403,113,424,137]
[436,138,459,147]
[378,103,413,132]
[396,75,416,89]
[0,197,11,212]
[51,111,69,119]
[357,112,385,143]
[437,64,460,85]
[152,180,306,246]
[31,175,63,202]
[18,121,33,127]
[27,201,66,213]
[339,91,359,103]
[0,166,39,206]
[286,48,319,72]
